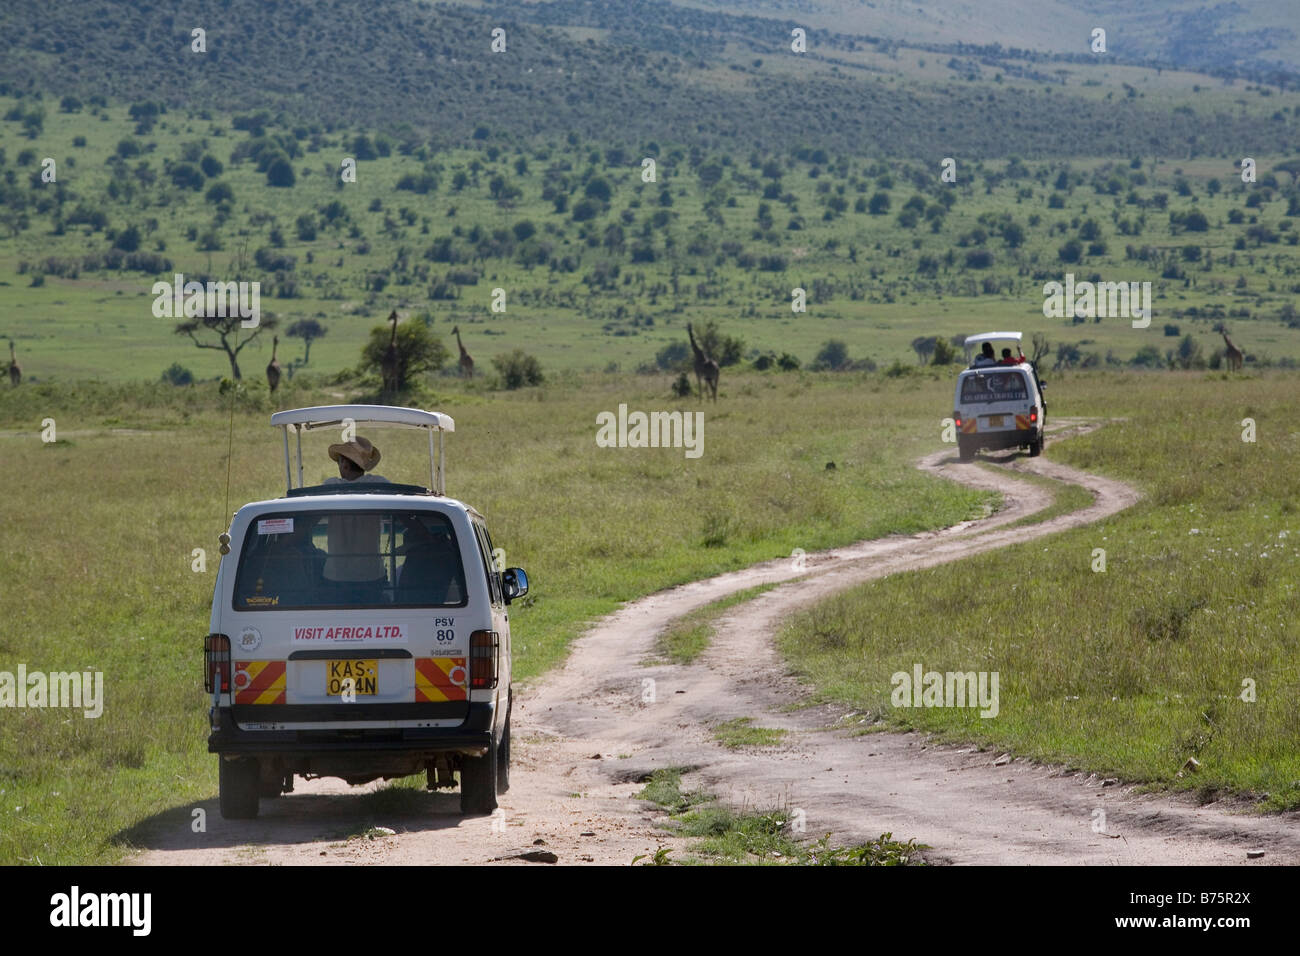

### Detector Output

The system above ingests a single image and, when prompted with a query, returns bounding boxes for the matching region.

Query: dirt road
[130,420,1300,865]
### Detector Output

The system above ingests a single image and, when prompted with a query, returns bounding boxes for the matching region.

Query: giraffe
[452,325,474,378]
[381,311,400,394]
[1221,329,1243,371]
[266,335,282,394]
[686,323,719,402]
[7,341,19,387]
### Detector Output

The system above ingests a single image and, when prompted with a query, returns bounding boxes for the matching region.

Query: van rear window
[233,511,467,610]
[961,371,1028,404]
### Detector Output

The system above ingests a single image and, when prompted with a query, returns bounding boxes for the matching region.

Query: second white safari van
[954,332,1048,460]
[204,405,528,818]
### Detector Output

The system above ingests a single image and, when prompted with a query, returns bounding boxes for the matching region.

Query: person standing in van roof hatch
[324,436,390,484]
[972,342,997,367]
[999,348,1020,365]
[322,437,389,586]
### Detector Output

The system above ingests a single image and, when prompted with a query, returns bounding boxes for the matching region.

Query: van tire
[496,715,511,795]
[219,757,261,819]
[1029,436,1043,457]
[460,737,498,814]
[957,438,974,462]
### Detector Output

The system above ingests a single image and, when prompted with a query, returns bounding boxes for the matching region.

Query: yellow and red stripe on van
[414,657,468,702]
[233,660,286,704]
[1015,414,1032,430]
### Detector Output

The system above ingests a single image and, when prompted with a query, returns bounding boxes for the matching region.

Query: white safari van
[204,405,527,818]
[954,332,1048,460]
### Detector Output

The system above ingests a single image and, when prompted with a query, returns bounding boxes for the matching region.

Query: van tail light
[470,630,499,690]
[953,412,962,428]
[205,634,231,694]
[1030,407,1038,424]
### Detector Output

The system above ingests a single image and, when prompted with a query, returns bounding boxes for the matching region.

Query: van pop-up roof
[963,331,1024,366]
[269,405,455,496]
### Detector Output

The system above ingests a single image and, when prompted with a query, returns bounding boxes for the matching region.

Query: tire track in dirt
[131,419,1300,865]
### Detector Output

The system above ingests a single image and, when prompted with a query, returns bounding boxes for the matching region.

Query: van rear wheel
[219,757,261,819]
[460,736,498,814]
[1029,436,1043,457]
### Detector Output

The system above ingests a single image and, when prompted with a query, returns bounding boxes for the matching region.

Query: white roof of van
[270,405,455,432]
[964,332,1023,346]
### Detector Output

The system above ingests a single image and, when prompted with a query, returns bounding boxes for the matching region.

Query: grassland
[2,84,1300,390]
[0,369,988,864]
[779,369,1300,809]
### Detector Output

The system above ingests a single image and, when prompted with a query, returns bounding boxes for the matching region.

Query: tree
[266,156,296,187]
[286,318,327,364]
[170,162,205,190]
[868,192,891,215]
[694,320,745,367]
[812,339,850,370]
[931,337,958,365]
[360,319,447,392]
[492,350,545,389]
[175,312,278,380]
[1174,333,1203,369]
[1030,332,1051,363]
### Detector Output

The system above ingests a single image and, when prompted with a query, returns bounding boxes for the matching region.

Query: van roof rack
[269,405,455,496]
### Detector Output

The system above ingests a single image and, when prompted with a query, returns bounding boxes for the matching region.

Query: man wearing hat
[324,436,389,484]
[322,436,389,589]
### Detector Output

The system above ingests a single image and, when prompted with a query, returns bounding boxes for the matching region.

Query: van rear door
[226,507,472,726]
[960,370,1033,434]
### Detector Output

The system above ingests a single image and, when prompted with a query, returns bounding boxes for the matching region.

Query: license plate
[986,415,1004,427]
[327,660,377,696]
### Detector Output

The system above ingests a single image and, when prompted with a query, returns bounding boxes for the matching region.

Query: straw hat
[328,436,381,471]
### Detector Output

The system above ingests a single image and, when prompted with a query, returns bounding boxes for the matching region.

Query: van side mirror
[502,567,529,604]
[1039,380,1047,389]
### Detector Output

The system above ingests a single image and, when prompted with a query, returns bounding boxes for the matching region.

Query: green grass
[711,717,787,749]
[655,583,777,664]
[0,370,989,864]
[633,768,925,865]
[4,87,1300,392]
[977,460,1096,530]
[780,370,1300,809]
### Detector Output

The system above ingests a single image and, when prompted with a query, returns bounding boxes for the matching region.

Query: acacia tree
[286,318,327,364]
[175,312,277,380]
[360,318,448,394]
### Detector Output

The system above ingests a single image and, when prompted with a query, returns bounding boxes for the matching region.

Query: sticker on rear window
[258,517,294,535]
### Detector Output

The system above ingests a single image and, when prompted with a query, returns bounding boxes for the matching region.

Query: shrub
[266,156,296,187]
[492,350,544,389]
[169,162,204,190]
[205,181,234,204]
[812,339,850,371]
[160,363,194,386]
[656,341,690,371]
